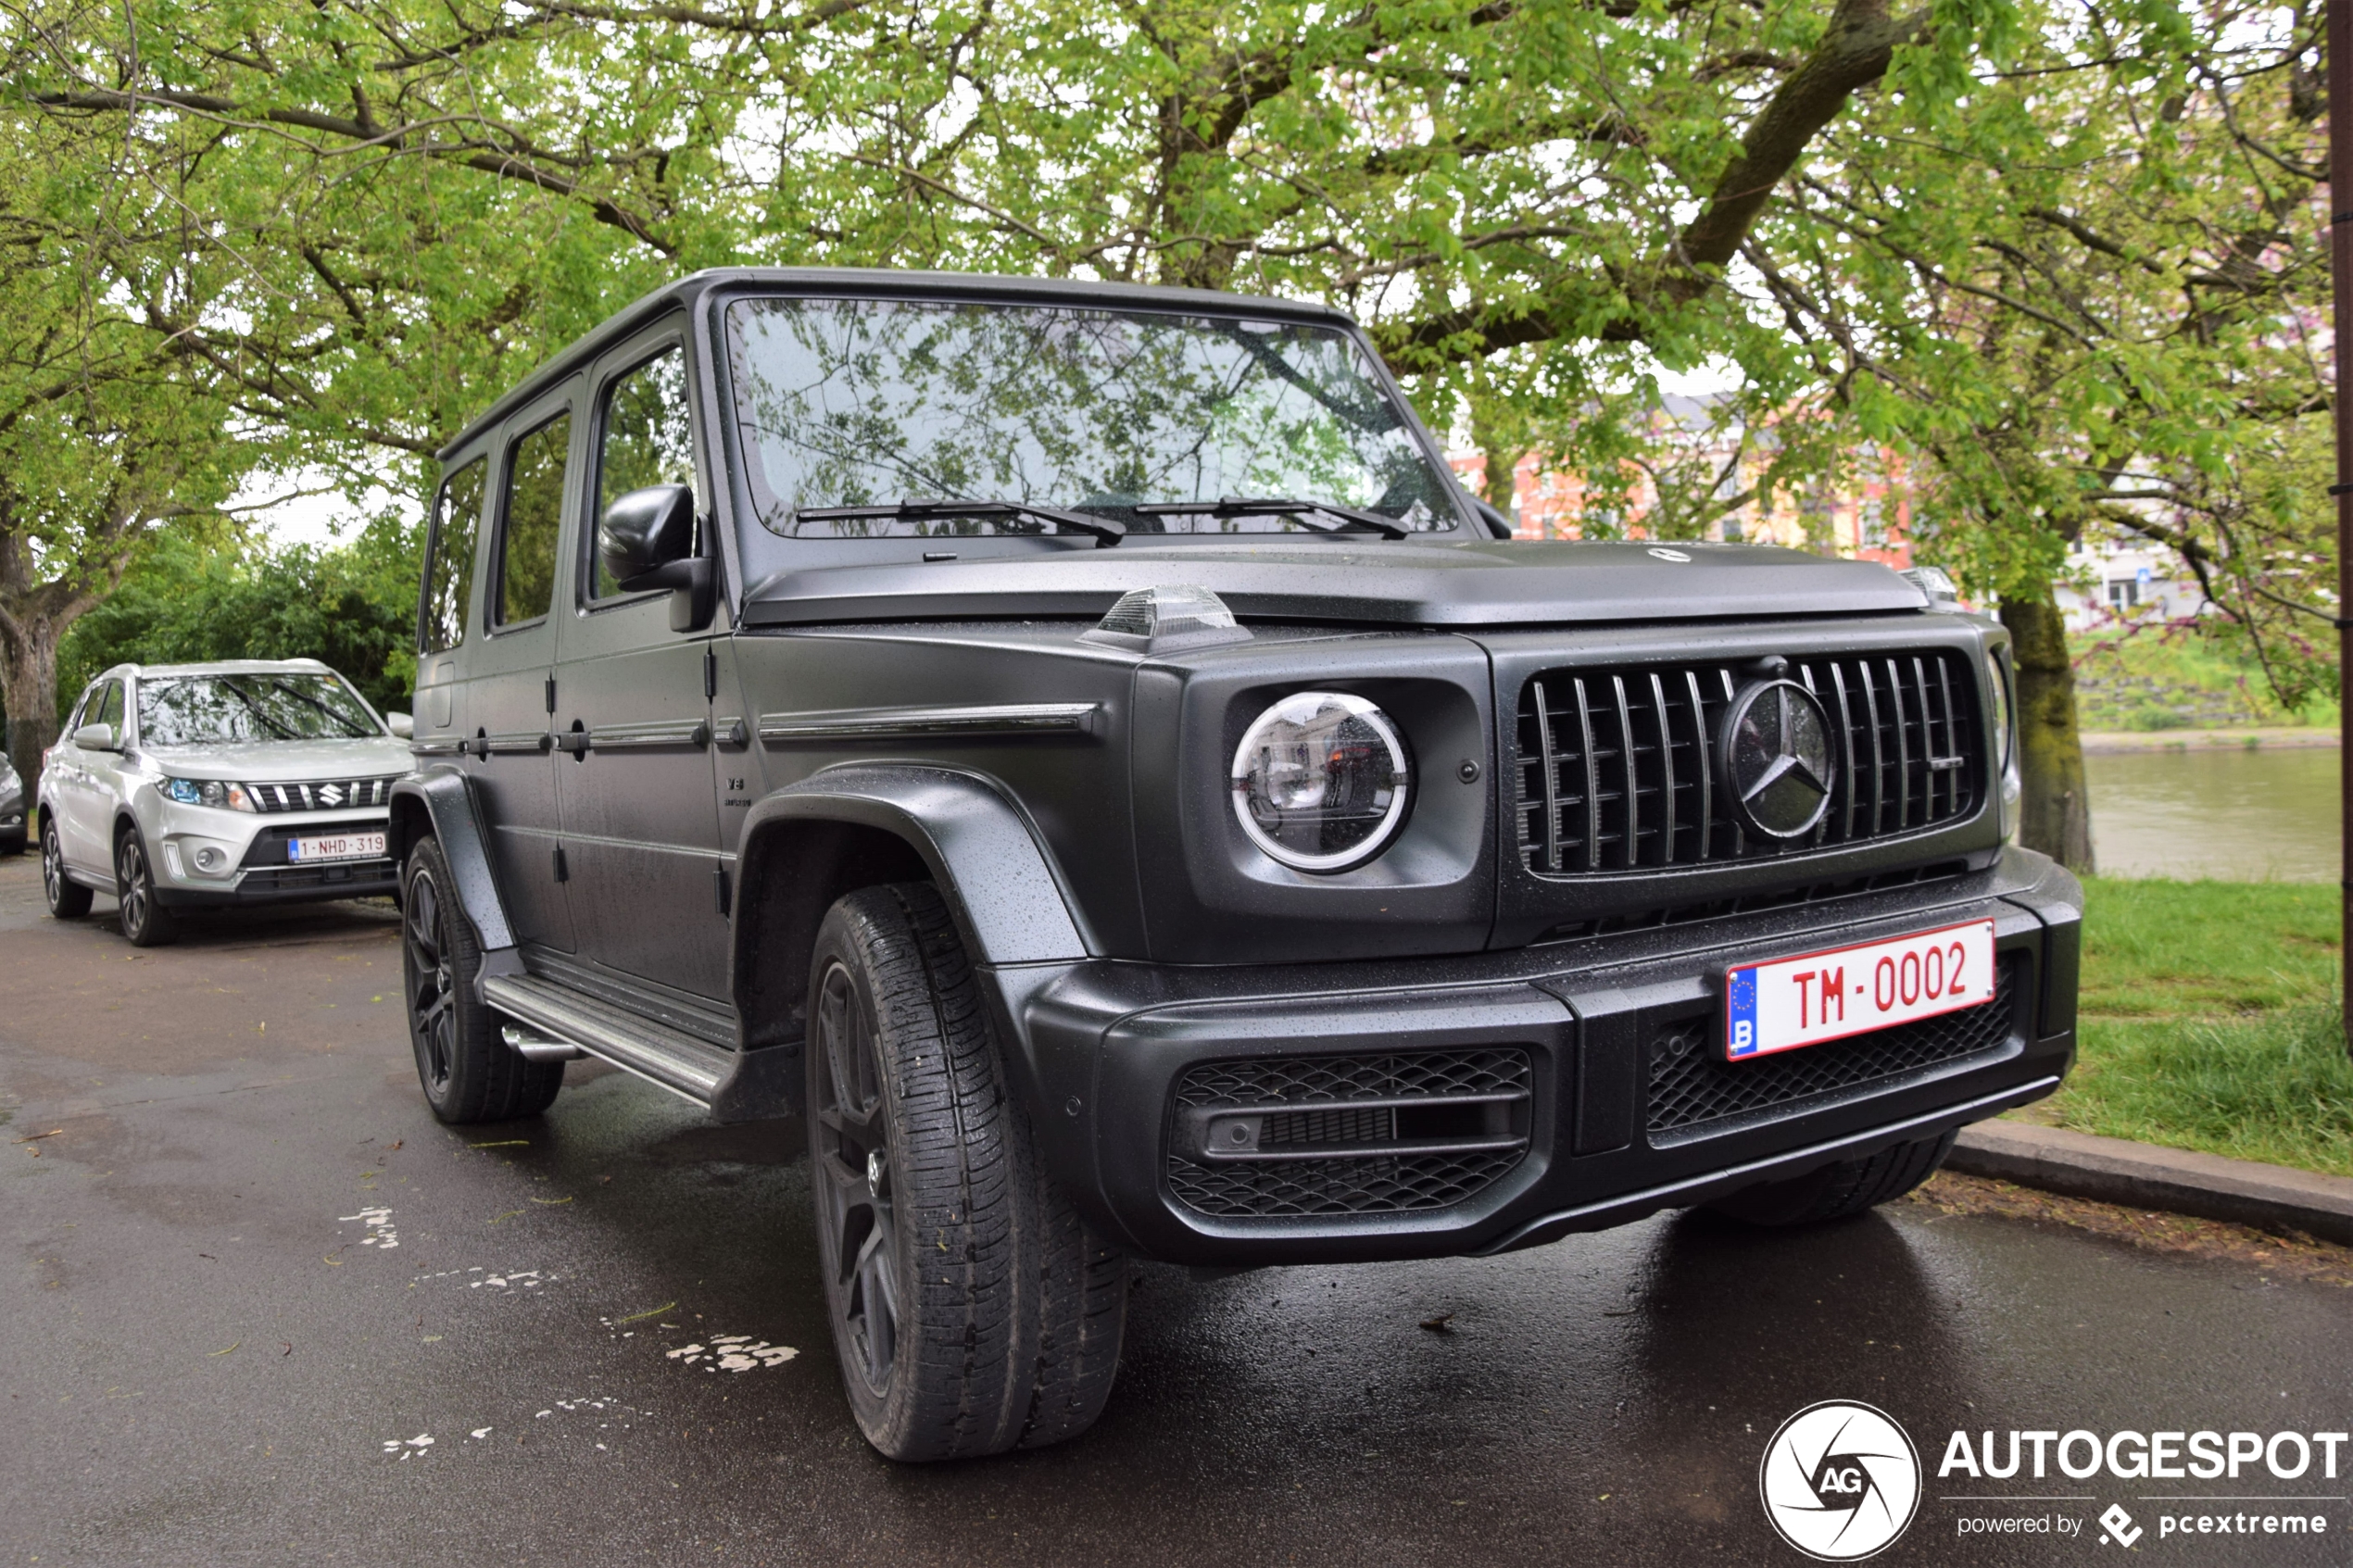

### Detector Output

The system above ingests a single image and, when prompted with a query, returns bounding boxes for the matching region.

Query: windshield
[724,298,1461,538]
[136,674,381,746]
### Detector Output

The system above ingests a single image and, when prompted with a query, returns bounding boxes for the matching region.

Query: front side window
[422,458,485,653]
[498,411,570,624]
[136,674,379,746]
[724,298,1461,538]
[592,346,696,599]
[85,680,123,736]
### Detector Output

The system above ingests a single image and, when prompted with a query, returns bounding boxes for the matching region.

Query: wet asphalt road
[2,852,2347,1567]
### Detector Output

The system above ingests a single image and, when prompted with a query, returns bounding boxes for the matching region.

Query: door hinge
[712,863,730,916]
[545,674,557,714]
[552,845,569,884]
[703,646,718,702]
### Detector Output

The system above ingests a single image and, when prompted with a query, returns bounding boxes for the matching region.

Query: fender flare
[733,763,1093,978]
[388,766,518,956]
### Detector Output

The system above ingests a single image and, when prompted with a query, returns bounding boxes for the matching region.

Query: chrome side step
[484,972,731,1107]
[481,972,801,1123]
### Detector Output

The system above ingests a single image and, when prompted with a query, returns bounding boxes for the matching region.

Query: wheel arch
[731,765,1093,1052]
[388,767,517,952]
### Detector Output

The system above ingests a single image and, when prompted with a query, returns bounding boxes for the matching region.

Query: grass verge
[2026,878,2353,1177]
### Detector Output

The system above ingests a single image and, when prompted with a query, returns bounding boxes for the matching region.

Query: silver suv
[39,659,415,945]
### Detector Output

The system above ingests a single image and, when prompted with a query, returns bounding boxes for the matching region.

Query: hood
[136,736,414,780]
[739,539,1930,629]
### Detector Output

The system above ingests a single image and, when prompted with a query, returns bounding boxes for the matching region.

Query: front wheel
[41,817,92,918]
[807,883,1127,1461]
[1705,1130,1957,1226]
[115,827,177,947]
[401,835,562,1123]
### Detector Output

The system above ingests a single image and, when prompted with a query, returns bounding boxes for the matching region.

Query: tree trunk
[2000,590,2095,872]
[0,602,80,815]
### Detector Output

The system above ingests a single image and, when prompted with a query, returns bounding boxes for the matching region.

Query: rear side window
[421,458,484,653]
[591,346,696,601]
[497,411,570,625]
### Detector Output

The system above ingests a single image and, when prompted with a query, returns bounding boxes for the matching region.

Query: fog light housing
[1230,691,1413,872]
[194,846,225,872]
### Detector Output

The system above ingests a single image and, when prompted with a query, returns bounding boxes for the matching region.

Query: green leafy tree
[57,513,426,718]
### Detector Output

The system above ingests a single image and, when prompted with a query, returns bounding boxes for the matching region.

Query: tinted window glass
[594,347,696,600]
[498,412,570,624]
[422,458,484,653]
[137,674,378,746]
[724,298,1458,537]
[92,681,123,732]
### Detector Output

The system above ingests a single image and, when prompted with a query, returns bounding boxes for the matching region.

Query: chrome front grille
[1515,651,1982,876]
[245,777,399,814]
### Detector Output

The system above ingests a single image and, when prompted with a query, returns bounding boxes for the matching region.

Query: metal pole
[2335,0,2353,1056]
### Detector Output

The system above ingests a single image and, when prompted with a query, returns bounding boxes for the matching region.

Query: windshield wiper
[793,497,1126,548]
[1131,495,1410,541]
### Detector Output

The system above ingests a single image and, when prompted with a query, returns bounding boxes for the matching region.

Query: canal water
[2085,743,2339,881]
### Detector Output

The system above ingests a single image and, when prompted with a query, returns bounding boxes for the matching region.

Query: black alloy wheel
[42,816,92,919]
[115,828,176,947]
[810,957,899,1399]
[805,884,1128,1461]
[400,835,562,1123]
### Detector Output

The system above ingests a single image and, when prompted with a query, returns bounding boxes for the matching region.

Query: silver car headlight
[163,776,258,812]
[1229,692,1413,872]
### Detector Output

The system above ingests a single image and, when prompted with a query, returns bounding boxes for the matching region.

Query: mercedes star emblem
[1719,679,1834,839]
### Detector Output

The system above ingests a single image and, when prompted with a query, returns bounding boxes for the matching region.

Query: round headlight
[1984,648,2013,774]
[1229,692,1413,872]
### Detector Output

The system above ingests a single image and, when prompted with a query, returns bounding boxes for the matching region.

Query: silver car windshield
[137,675,378,746]
[724,298,1460,538]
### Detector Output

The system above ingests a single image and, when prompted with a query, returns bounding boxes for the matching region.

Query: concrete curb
[1948,1121,2353,1248]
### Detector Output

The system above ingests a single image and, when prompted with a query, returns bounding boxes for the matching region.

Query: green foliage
[57,518,424,718]
[2073,623,2341,733]
[2039,877,2350,1175]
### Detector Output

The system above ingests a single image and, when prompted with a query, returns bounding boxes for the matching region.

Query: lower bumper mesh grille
[1646,957,2021,1135]
[1166,1048,1533,1219]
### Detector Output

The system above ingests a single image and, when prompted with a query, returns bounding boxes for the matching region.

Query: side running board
[481,972,799,1122]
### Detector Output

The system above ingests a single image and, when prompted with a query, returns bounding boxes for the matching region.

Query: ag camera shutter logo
[1759,1400,1922,1560]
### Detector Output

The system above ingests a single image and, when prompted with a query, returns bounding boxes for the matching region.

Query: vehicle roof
[97,659,338,682]
[436,267,1361,463]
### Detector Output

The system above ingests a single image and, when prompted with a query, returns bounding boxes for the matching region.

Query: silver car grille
[245,777,399,813]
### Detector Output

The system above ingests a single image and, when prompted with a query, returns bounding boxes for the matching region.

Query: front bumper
[146,798,396,908]
[995,847,2080,1266]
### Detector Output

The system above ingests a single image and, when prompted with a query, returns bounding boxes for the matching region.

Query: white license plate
[1725,920,1997,1060]
[287,831,386,864]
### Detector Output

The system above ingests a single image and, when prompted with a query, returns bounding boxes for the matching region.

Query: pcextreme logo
[1759,1400,1923,1561]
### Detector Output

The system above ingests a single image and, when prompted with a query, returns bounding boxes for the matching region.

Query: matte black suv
[393,268,2080,1461]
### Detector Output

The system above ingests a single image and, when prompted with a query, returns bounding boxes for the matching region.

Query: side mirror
[73,722,118,752]
[598,483,712,632]
[385,711,415,739]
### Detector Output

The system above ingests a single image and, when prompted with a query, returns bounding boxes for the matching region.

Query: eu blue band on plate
[1727,966,1759,1059]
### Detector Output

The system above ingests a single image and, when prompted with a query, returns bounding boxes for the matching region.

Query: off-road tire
[1706,1130,1956,1226]
[807,883,1127,1462]
[115,826,178,947]
[401,835,562,1123]
[41,817,92,918]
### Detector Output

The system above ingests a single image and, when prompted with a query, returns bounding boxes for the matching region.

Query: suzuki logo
[318,784,343,807]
